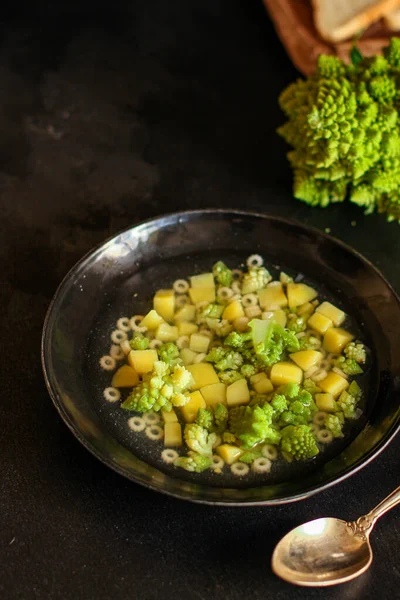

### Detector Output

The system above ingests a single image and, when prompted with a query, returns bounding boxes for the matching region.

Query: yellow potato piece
[287,283,318,309]
[180,348,197,366]
[307,312,333,335]
[272,309,287,327]
[297,301,313,316]
[316,301,345,326]
[315,393,336,412]
[226,379,250,407]
[187,363,220,390]
[200,382,227,408]
[250,372,274,394]
[216,444,242,465]
[128,349,158,374]
[164,422,182,447]
[222,299,245,321]
[190,273,215,288]
[318,372,349,398]
[189,287,216,304]
[174,304,196,322]
[189,333,211,353]
[258,283,288,310]
[154,289,175,321]
[289,350,323,371]
[112,365,140,388]
[140,309,165,330]
[162,409,178,423]
[180,391,206,423]
[177,321,198,336]
[270,362,303,386]
[323,328,354,353]
[155,323,178,342]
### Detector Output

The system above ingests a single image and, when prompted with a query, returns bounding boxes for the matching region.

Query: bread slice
[313,0,400,42]
[384,7,400,28]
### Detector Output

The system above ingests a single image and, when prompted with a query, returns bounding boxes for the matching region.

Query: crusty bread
[384,7,400,28]
[313,0,400,42]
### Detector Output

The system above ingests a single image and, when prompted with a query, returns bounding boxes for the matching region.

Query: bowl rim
[41,209,400,505]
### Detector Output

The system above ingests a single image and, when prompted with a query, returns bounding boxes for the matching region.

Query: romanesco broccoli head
[239,450,263,464]
[298,335,322,351]
[334,356,363,375]
[325,413,344,438]
[337,390,358,419]
[212,261,233,287]
[174,453,212,473]
[303,378,322,395]
[196,407,214,430]
[198,303,224,320]
[214,403,229,433]
[344,342,367,363]
[280,425,319,461]
[206,346,243,371]
[241,267,271,294]
[224,330,253,349]
[158,342,181,365]
[241,363,257,378]
[287,316,307,333]
[184,424,217,457]
[130,334,150,350]
[218,370,243,385]
[229,405,280,449]
[271,393,288,414]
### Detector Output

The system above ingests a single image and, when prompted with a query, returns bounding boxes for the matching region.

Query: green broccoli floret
[129,333,150,350]
[325,413,344,438]
[229,405,281,448]
[241,266,271,294]
[278,38,400,224]
[241,364,257,378]
[174,453,212,473]
[121,361,193,413]
[278,387,317,426]
[286,316,306,333]
[280,425,319,461]
[344,342,367,363]
[348,380,362,400]
[205,346,243,371]
[248,320,300,368]
[334,355,363,375]
[303,378,322,395]
[270,393,288,414]
[158,342,181,366]
[224,330,253,349]
[184,424,217,456]
[298,335,322,351]
[337,390,358,419]
[196,407,214,430]
[222,431,237,443]
[212,261,233,287]
[239,450,262,464]
[214,403,229,434]
[218,370,244,385]
[277,382,300,398]
[198,303,224,320]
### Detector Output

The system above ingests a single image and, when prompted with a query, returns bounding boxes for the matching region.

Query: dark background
[1,1,399,598]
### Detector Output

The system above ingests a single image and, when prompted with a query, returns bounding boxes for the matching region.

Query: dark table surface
[1,1,400,599]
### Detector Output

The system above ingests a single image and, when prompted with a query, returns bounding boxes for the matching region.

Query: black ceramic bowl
[41,210,400,505]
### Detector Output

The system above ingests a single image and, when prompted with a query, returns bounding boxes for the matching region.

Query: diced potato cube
[272,309,287,327]
[270,362,303,386]
[316,301,345,326]
[200,382,227,408]
[226,379,250,407]
[315,393,337,412]
[180,348,197,366]
[297,302,313,316]
[250,372,274,394]
[307,312,333,335]
[216,444,243,465]
[290,350,323,371]
[189,333,211,353]
[154,289,175,321]
[128,349,158,374]
[187,363,220,390]
[222,299,245,321]
[177,321,199,336]
[155,323,178,342]
[323,328,354,353]
[164,422,182,447]
[287,283,318,309]
[112,364,140,388]
[258,283,288,310]
[318,372,349,397]
[180,391,206,422]
[190,273,215,288]
[234,316,250,332]
[140,309,165,330]
[174,304,197,323]
[189,287,216,304]
[162,409,178,423]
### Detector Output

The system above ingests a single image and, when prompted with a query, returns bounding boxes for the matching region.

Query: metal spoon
[272,486,400,587]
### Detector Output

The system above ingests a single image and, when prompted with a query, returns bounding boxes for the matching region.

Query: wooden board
[263,0,399,75]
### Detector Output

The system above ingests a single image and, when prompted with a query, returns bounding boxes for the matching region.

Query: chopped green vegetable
[174,453,212,472]
[130,334,150,350]
[212,261,233,287]
[280,425,319,461]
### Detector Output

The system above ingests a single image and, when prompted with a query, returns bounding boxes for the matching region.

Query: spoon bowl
[271,517,372,586]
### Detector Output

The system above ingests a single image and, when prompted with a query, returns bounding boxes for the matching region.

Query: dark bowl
[41,210,400,505]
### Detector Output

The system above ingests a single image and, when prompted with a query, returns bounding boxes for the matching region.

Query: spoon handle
[367,485,400,525]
